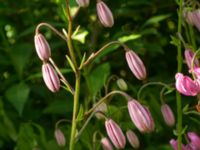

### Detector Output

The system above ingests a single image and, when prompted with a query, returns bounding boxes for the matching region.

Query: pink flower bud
[94,102,107,119]
[125,50,146,80]
[161,104,175,126]
[184,10,195,25]
[175,73,199,96]
[42,63,60,92]
[128,100,155,133]
[184,49,199,69]
[101,137,113,150]
[76,0,89,7]
[192,10,200,32]
[34,33,51,61]
[126,130,140,149]
[96,1,114,28]
[105,119,126,149]
[187,132,200,149]
[54,129,66,147]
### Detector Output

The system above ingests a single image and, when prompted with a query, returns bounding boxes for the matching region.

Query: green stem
[69,73,80,150]
[188,25,196,50]
[177,0,183,149]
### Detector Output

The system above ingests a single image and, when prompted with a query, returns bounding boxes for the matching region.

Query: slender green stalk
[69,73,80,150]
[177,0,183,149]
[189,25,196,50]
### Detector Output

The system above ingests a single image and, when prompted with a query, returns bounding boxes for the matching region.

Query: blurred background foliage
[0,0,200,149]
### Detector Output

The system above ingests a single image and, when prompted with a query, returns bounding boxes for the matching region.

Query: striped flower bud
[125,50,146,80]
[175,73,199,96]
[184,49,199,69]
[128,99,155,133]
[42,63,60,92]
[54,129,66,147]
[187,132,200,150]
[76,0,89,7]
[96,1,114,27]
[101,137,113,150]
[105,119,126,149]
[161,104,175,126]
[34,33,51,61]
[126,130,140,149]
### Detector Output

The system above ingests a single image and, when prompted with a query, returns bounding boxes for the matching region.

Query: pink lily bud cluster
[184,9,200,32]
[175,49,200,96]
[161,104,175,126]
[125,50,147,80]
[170,131,200,150]
[34,33,60,92]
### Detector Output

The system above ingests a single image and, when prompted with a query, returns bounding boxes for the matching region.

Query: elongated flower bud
[94,102,107,119]
[105,119,126,149]
[101,137,113,150]
[76,0,89,7]
[42,63,60,92]
[192,10,200,32]
[175,73,199,96]
[54,129,66,147]
[128,100,155,133]
[34,33,51,61]
[126,130,140,149]
[161,104,175,126]
[125,50,146,80]
[96,1,114,27]
[187,132,200,149]
[184,49,199,69]
[117,78,128,91]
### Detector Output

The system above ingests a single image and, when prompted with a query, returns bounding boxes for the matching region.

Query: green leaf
[76,105,84,122]
[118,34,141,43]
[88,63,110,96]
[66,55,76,72]
[142,14,171,27]
[5,83,30,116]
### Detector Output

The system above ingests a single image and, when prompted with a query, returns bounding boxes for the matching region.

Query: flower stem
[177,0,183,149]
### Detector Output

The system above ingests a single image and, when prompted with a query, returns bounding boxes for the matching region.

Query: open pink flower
[105,119,126,149]
[187,132,200,150]
[175,73,200,96]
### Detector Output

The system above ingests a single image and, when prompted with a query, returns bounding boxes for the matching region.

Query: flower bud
[105,119,126,149]
[192,10,200,32]
[170,139,192,150]
[184,49,199,69]
[96,1,114,27]
[187,132,200,150]
[94,102,107,119]
[183,10,195,25]
[101,137,113,150]
[128,100,155,133]
[34,33,51,61]
[42,63,60,92]
[175,73,199,96]
[125,50,146,80]
[126,130,140,149]
[76,0,89,7]
[116,78,128,91]
[161,104,175,126]
[54,129,66,147]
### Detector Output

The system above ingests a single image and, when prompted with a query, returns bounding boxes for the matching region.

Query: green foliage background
[0,0,199,149]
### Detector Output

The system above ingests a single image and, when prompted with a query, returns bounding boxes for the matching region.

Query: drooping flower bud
[187,132,200,150]
[125,50,146,80]
[42,63,60,92]
[183,10,195,26]
[117,78,128,91]
[94,102,107,119]
[96,1,114,27]
[192,10,200,32]
[105,119,126,149]
[126,130,140,149]
[175,73,199,96]
[76,0,89,7]
[184,49,199,69]
[54,129,66,147]
[101,137,113,150]
[128,99,155,133]
[161,104,175,126]
[34,33,51,61]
